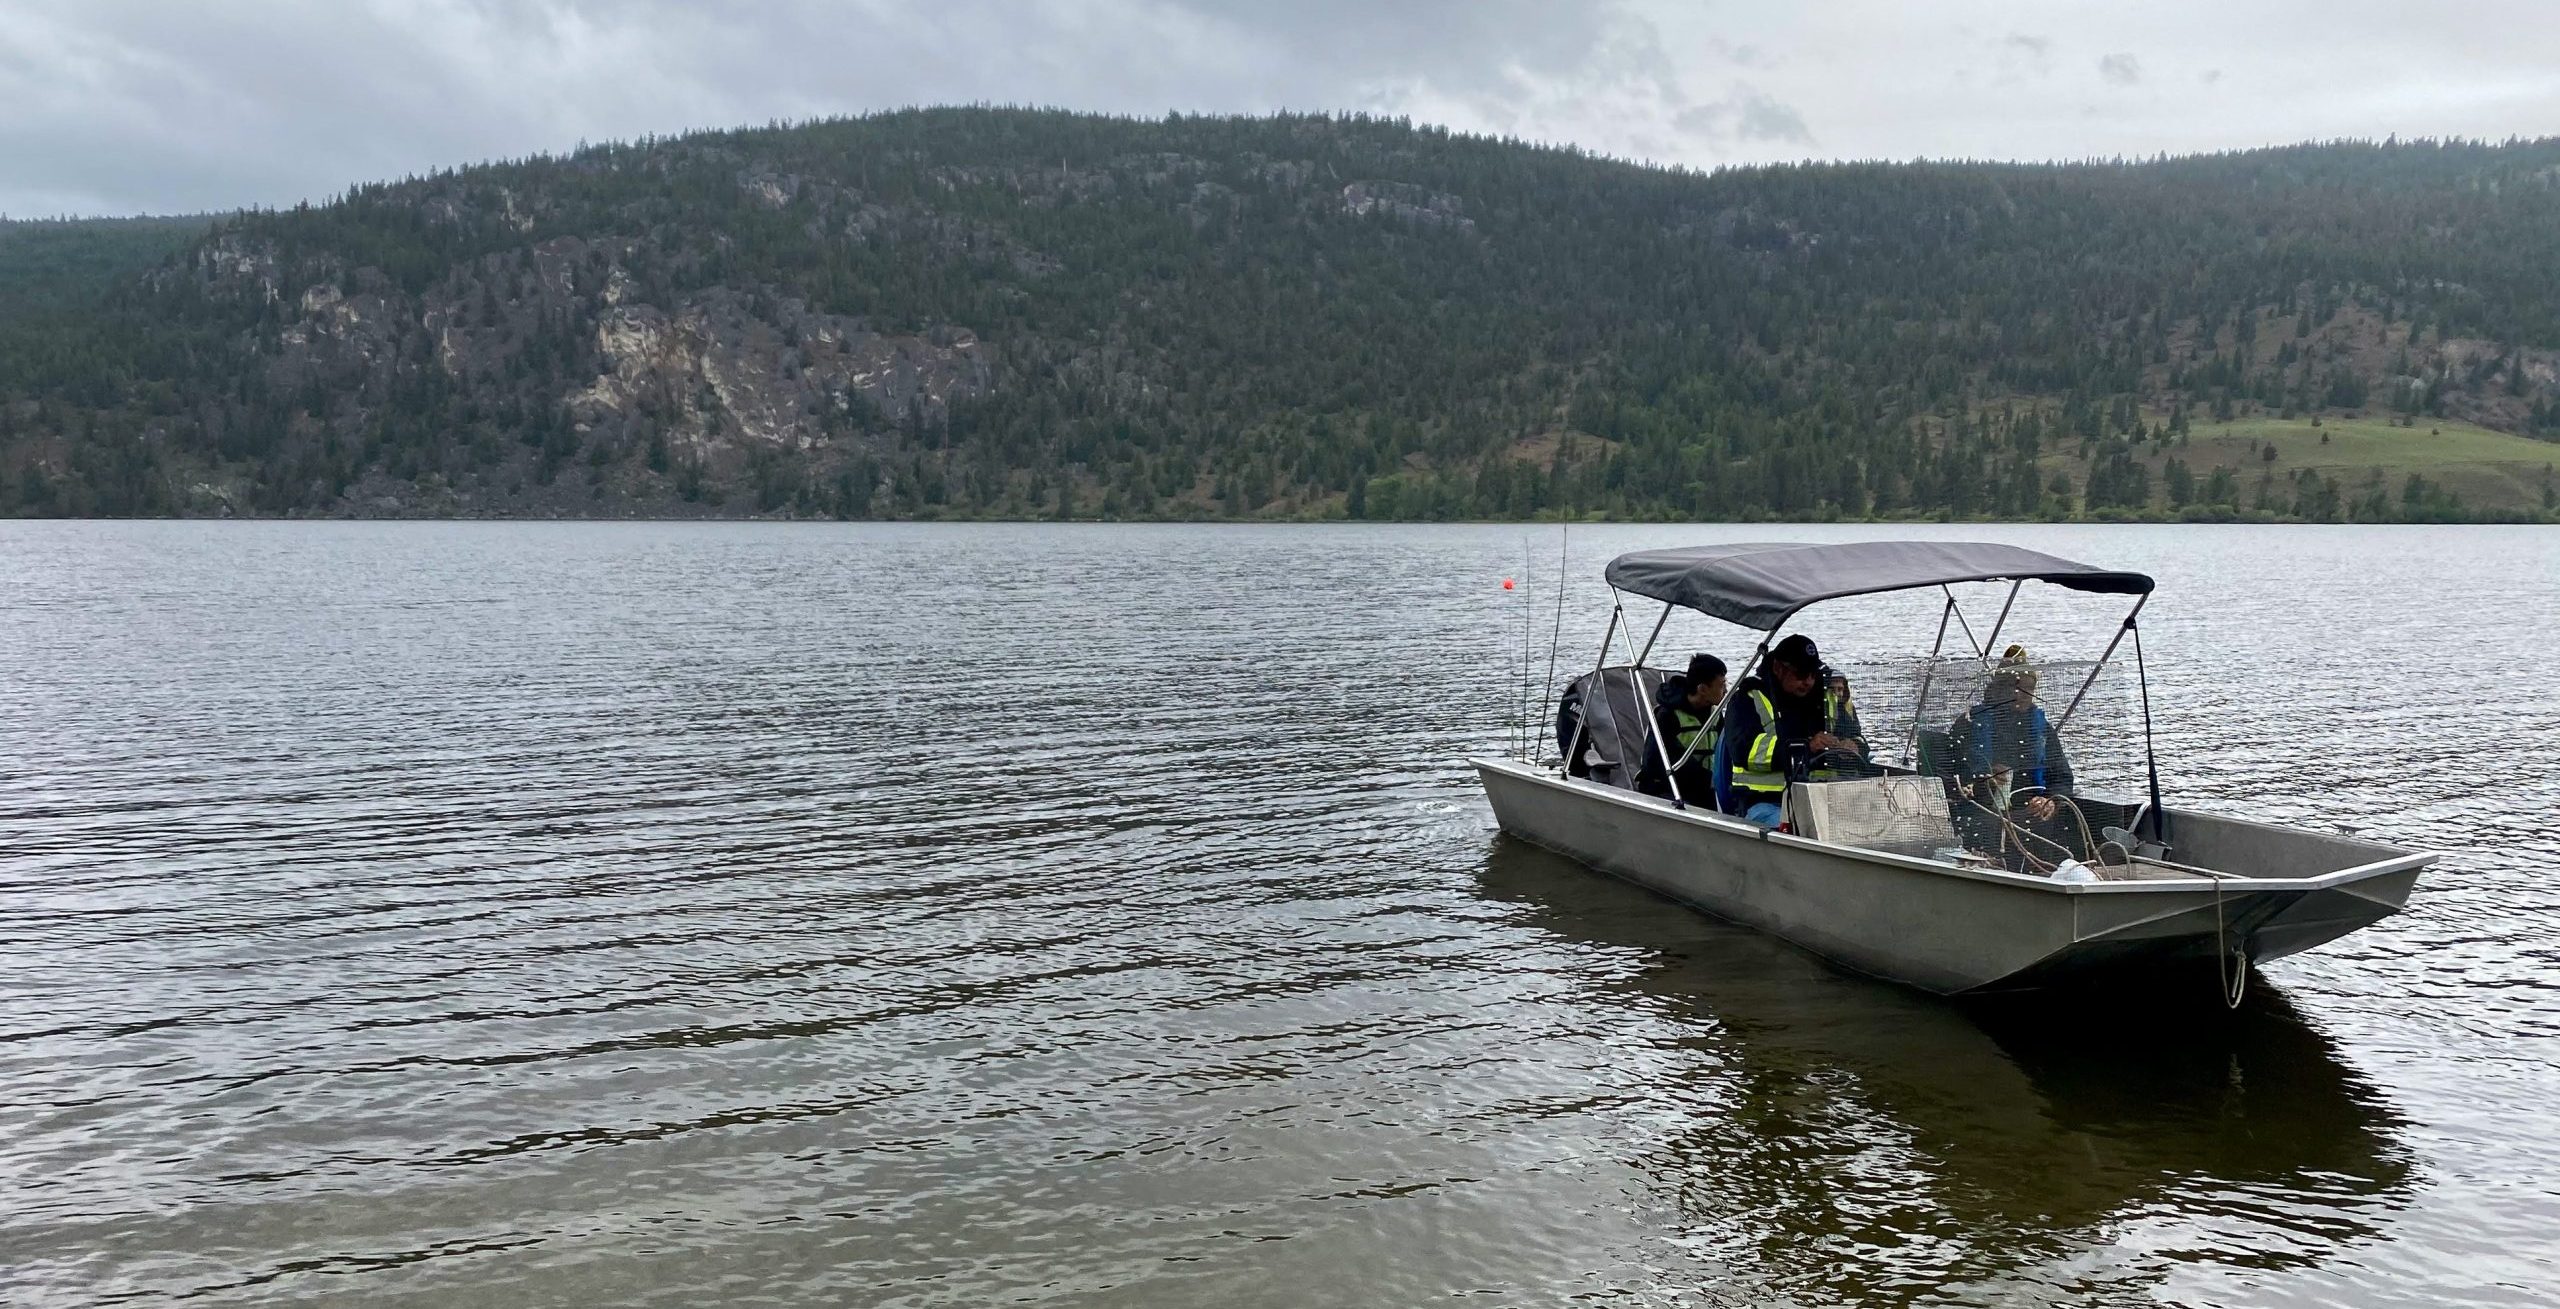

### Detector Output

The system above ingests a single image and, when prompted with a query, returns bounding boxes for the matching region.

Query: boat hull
[1474,757,2428,995]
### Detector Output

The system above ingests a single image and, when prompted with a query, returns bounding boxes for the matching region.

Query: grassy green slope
[2135,416,2558,516]
[2200,417,2555,505]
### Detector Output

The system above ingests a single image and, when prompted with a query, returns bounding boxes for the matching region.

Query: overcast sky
[9,0,2560,217]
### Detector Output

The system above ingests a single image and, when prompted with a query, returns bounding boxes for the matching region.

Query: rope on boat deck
[1954,789,2096,874]
[1959,790,2249,1008]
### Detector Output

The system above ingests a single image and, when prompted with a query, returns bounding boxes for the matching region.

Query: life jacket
[1670,706,1716,765]
[1713,686,1786,802]
[1968,704,2050,790]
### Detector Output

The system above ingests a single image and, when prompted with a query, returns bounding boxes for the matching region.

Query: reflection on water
[1,520,2555,1308]
[1479,837,2412,1305]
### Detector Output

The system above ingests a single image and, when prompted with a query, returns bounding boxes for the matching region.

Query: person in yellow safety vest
[1811,666,1874,780]
[1715,634,1841,827]
[1636,653,1727,803]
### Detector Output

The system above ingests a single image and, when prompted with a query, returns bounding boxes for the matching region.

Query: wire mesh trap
[1802,652,2156,876]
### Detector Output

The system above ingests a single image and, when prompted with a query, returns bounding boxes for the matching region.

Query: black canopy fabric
[1603,541,2154,630]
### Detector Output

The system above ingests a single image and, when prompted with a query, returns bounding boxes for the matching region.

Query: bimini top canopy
[1604,540,2155,630]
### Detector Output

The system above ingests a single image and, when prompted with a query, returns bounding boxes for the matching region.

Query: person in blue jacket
[1953,657,2078,862]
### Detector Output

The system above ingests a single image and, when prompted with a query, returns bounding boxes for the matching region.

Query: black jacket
[1717,674,1824,812]
[1555,685,1589,777]
[1635,676,1717,802]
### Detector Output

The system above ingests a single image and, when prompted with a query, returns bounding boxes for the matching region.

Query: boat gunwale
[1471,756,2437,896]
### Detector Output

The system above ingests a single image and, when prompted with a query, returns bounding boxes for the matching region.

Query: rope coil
[1954,786,2096,875]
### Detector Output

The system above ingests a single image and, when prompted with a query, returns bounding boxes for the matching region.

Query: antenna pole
[1519,537,1536,760]
[1535,525,1570,765]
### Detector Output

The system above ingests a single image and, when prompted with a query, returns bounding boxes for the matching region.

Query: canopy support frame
[1556,604,1622,778]
[1898,595,1958,769]
[1610,593,1688,808]
[2131,616,2169,846]
[1942,585,1988,660]
[1554,546,2168,836]
[2055,592,2150,733]
[1979,580,2024,664]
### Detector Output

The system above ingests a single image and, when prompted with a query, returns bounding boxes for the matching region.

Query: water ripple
[2,520,2556,1307]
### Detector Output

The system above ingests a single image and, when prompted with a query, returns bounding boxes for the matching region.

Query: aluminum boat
[1477,540,2432,998]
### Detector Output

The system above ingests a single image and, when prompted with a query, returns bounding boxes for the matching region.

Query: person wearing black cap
[1715,634,1839,826]
[1636,653,1727,803]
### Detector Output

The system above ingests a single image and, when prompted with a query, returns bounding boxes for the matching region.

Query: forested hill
[0,216,218,329]
[6,109,2560,521]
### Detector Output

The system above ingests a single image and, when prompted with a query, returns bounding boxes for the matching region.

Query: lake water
[3,520,2557,1307]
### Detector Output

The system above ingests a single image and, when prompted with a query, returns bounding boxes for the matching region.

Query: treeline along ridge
[4,108,2559,521]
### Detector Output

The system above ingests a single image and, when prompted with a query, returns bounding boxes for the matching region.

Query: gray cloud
[1979,29,2055,88]
[4,1,2559,215]
[1737,93,1815,145]
[1679,88,1815,148]
[2,0,1700,213]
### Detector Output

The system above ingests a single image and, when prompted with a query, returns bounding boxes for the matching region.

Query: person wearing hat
[1953,647,2078,863]
[1637,653,1727,803]
[1715,633,1839,827]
